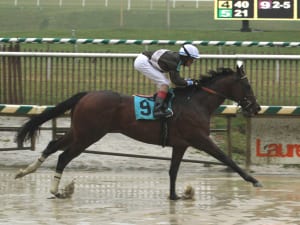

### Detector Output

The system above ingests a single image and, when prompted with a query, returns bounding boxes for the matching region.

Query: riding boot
[153,96,173,118]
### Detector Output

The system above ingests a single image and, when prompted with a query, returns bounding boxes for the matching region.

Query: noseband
[238,96,255,111]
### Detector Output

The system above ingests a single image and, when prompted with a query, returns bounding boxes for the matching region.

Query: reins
[200,75,248,104]
[201,86,231,100]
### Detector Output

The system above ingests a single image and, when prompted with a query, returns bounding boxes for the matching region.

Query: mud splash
[1,116,300,224]
[1,168,300,225]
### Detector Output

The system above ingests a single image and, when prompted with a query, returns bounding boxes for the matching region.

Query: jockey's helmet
[179,44,200,59]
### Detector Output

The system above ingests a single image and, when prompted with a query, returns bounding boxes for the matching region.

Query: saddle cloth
[134,90,174,120]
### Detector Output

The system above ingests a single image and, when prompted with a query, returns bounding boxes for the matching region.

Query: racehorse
[15,61,262,200]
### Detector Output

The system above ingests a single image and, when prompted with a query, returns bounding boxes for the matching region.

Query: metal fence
[1,45,300,106]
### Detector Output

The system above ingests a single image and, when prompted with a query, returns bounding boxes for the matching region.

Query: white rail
[0,52,300,60]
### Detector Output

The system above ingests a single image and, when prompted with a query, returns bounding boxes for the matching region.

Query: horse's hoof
[52,192,71,199]
[15,170,24,179]
[54,193,63,199]
[253,182,263,187]
[169,195,181,201]
[47,194,62,199]
[50,190,62,199]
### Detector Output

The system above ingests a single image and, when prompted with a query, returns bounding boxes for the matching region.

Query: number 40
[234,0,250,8]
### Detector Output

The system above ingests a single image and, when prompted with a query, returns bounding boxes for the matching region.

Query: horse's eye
[240,79,251,90]
[245,83,251,90]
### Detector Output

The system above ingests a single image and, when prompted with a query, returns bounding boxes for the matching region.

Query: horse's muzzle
[242,103,261,117]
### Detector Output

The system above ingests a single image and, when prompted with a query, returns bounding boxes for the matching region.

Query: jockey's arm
[169,71,188,87]
[158,52,189,88]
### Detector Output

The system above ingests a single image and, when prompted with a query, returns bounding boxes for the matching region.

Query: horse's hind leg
[49,144,87,197]
[15,132,72,179]
[49,131,106,197]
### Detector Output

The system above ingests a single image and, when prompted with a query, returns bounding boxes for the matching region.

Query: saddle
[133,90,175,147]
[134,91,174,120]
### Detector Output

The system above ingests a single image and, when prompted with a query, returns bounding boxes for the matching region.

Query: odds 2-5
[259,0,292,9]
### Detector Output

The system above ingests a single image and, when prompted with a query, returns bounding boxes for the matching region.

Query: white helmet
[179,44,200,59]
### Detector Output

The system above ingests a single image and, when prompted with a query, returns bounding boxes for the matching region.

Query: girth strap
[160,118,169,147]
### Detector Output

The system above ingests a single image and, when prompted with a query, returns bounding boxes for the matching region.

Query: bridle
[200,75,255,111]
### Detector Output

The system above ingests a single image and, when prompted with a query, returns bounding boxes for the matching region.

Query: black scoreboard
[215,0,300,20]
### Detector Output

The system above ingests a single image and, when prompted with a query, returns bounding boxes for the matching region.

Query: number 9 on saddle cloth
[134,90,175,120]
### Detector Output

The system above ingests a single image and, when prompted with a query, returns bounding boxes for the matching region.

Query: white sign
[250,117,300,164]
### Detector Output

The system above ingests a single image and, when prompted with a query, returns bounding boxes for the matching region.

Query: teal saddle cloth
[134,90,174,120]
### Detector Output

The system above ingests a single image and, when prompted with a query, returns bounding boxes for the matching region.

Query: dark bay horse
[15,61,262,200]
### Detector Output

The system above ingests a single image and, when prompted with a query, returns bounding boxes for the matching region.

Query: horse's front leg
[169,146,187,200]
[192,135,262,187]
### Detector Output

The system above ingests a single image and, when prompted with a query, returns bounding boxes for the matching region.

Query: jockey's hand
[185,79,194,86]
[192,79,200,87]
[185,78,199,87]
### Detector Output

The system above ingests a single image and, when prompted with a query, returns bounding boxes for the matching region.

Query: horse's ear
[236,60,246,77]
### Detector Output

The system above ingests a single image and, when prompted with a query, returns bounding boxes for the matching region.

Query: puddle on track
[0,168,299,225]
[0,116,300,224]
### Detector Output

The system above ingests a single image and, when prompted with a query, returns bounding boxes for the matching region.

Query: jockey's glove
[185,78,195,86]
[185,79,200,87]
[192,79,200,87]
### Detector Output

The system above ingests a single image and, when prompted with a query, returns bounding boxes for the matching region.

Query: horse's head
[231,61,261,117]
[186,63,261,117]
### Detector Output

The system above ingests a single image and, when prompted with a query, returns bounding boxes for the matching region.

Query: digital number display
[217,0,254,18]
[258,0,293,18]
[215,0,299,20]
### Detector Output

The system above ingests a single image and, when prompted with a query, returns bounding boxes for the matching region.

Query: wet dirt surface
[1,116,300,224]
[1,167,300,225]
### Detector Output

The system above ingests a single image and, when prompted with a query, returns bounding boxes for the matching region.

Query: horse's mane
[199,67,234,86]
[173,67,235,95]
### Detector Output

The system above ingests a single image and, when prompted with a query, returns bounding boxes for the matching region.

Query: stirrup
[154,109,173,118]
[165,109,173,118]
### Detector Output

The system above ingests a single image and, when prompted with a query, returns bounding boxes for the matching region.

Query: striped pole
[258,106,300,115]
[1,104,300,116]
[0,104,238,115]
[0,38,300,47]
[0,104,54,115]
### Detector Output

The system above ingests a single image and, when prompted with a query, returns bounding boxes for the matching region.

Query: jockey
[134,44,200,118]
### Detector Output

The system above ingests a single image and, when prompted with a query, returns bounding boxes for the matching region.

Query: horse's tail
[16,91,88,147]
